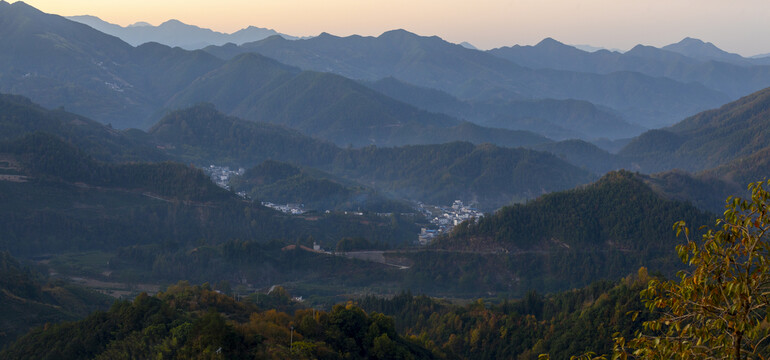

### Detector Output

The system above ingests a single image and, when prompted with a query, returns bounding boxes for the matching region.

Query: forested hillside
[359,273,652,359]
[444,171,711,252]
[148,105,595,210]
[401,171,715,295]
[0,132,419,256]
[0,94,163,162]
[364,77,642,140]
[166,53,550,148]
[230,160,413,212]
[0,252,112,348]
[621,86,770,172]
[1,270,654,360]
[2,283,436,359]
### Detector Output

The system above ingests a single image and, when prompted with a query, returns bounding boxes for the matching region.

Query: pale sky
[12,0,770,56]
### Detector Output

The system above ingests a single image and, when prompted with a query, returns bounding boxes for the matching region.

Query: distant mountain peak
[316,32,342,40]
[9,1,42,13]
[570,44,623,53]
[159,19,187,27]
[678,37,704,44]
[71,14,99,21]
[670,37,717,50]
[67,14,298,49]
[380,29,419,38]
[128,21,152,27]
[242,25,274,32]
[536,37,564,46]
[625,44,660,54]
[663,37,747,64]
[459,41,477,50]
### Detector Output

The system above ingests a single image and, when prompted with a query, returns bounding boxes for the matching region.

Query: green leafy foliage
[616,180,770,359]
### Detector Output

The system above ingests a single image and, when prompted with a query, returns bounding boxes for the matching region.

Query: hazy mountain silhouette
[166,53,552,148]
[364,77,644,140]
[489,37,770,100]
[204,29,729,129]
[1,3,550,147]
[0,1,232,128]
[68,15,299,49]
[662,37,750,65]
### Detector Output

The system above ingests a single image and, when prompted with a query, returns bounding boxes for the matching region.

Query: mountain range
[10,0,770,146]
[2,0,769,213]
[165,53,551,147]
[7,1,770,356]
[0,2,556,148]
[67,15,300,49]
[363,77,642,140]
[1,0,770,290]
[489,37,770,100]
[203,30,732,130]
[5,0,767,147]
[148,104,595,210]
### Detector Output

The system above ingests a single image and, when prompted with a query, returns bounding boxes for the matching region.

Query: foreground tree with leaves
[613,180,770,360]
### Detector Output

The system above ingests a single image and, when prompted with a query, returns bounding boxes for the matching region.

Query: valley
[2,1,770,358]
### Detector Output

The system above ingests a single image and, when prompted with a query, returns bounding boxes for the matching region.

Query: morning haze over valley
[2,0,770,358]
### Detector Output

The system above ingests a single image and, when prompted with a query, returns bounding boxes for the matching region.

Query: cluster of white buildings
[202,165,245,190]
[261,202,305,215]
[418,200,483,245]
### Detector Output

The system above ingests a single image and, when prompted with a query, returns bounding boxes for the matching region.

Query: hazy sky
[13,0,770,56]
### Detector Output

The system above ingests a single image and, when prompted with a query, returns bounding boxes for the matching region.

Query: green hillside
[149,105,595,210]
[326,142,595,210]
[364,77,643,140]
[148,103,341,167]
[404,171,714,295]
[533,139,627,174]
[639,145,770,214]
[230,160,413,212]
[0,132,418,256]
[0,252,112,348]
[359,275,651,359]
[0,93,163,162]
[444,171,710,252]
[167,54,550,148]
[621,86,770,172]
[1,283,436,359]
